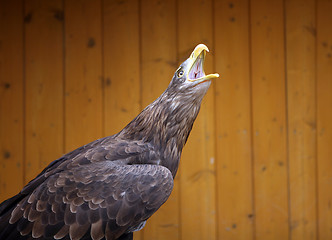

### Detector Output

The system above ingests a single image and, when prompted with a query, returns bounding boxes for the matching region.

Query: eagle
[0,44,219,240]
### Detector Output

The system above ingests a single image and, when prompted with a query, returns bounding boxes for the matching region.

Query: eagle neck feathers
[117,88,204,176]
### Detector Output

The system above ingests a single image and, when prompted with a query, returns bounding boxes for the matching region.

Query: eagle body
[0,44,219,240]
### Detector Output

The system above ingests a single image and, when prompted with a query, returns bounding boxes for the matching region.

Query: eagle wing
[0,138,173,240]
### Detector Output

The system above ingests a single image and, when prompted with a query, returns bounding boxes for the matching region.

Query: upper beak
[187,44,219,82]
[190,44,209,60]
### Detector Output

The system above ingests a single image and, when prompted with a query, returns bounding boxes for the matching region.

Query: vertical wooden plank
[317,0,332,239]
[0,0,24,201]
[214,0,254,239]
[250,0,289,239]
[140,0,177,105]
[102,0,141,239]
[285,0,317,239]
[177,0,216,239]
[140,1,179,239]
[103,0,140,137]
[64,0,103,152]
[24,0,64,182]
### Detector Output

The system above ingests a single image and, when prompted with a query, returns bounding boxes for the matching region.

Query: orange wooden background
[0,0,331,239]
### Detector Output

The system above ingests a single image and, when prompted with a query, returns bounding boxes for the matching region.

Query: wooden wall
[0,0,331,239]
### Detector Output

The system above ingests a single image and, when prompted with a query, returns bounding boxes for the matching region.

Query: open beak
[187,44,219,83]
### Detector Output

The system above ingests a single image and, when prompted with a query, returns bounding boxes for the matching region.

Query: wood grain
[103,0,141,137]
[64,0,103,152]
[285,0,317,239]
[214,0,254,239]
[250,0,289,239]
[317,0,332,239]
[0,0,24,201]
[24,0,64,183]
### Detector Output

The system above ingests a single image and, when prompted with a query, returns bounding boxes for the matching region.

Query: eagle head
[168,44,219,99]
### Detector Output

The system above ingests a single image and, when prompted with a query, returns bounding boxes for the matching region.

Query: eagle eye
[177,70,184,78]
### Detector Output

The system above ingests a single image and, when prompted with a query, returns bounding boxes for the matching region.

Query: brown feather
[91,219,104,240]
[20,220,33,236]
[9,205,23,224]
[36,200,47,212]
[31,219,44,238]
[54,225,69,239]
[64,204,76,225]
[69,222,90,240]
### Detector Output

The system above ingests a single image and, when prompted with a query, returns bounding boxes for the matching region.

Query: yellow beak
[187,44,219,82]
